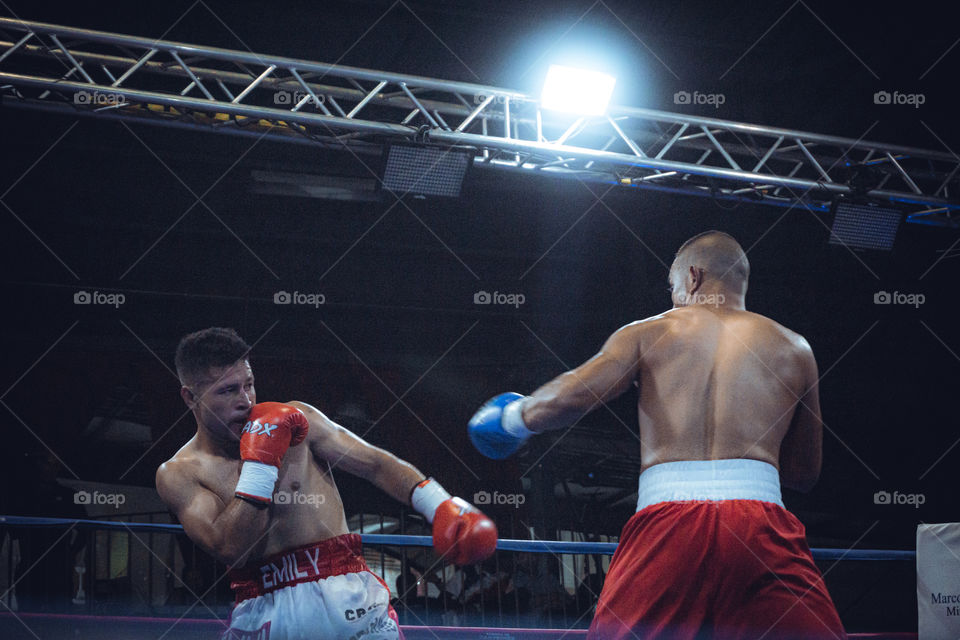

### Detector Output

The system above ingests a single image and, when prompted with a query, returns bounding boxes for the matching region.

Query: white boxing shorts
[223,534,401,640]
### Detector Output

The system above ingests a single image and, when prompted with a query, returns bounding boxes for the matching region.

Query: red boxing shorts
[224,534,402,640]
[588,459,846,640]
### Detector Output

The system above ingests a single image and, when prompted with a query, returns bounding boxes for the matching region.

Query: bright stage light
[540,64,616,116]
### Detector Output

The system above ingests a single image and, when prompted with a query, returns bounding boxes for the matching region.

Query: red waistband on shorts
[228,534,368,603]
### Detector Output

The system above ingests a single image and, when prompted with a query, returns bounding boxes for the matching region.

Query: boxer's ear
[180,385,197,409]
[687,265,705,294]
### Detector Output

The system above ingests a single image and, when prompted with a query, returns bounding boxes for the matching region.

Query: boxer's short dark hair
[675,229,739,257]
[175,327,251,386]
[674,230,750,286]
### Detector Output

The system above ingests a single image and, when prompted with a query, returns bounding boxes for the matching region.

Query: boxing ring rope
[0,515,918,639]
[0,515,917,560]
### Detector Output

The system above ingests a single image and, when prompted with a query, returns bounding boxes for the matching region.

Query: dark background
[1,0,957,632]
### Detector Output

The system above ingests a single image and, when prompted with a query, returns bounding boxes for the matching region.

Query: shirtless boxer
[469,231,846,639]
[156,327,497,640]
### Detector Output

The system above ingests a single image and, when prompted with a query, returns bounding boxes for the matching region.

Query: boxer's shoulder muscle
[622,311,676,350]
[157,438,232,508]
[623,309,683,356]
[285,400,371,456]
[157,436,199,479]
[156,454,200,510]
[286,400,323,419]
[284,400,339,446]
[740,311,814,367]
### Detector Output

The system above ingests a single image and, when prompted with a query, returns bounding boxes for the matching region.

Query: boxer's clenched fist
[468,392,533,460]
[411,478,497,565]
[235,402,309,504]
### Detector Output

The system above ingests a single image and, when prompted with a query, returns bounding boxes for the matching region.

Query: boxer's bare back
[523,301,822,492]
[632,305,821,489]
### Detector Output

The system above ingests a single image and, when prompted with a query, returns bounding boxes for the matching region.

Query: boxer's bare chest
[191,443,350,555]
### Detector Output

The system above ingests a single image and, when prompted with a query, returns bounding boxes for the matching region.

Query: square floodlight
[541,65,616,116]
[381,145,471,197]
[828,201,902,251]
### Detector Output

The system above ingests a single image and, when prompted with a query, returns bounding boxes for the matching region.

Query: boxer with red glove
[161,327,505,639]
[410,478,497,565]
[234,402,309,504]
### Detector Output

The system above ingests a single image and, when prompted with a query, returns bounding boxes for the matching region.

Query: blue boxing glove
[468,392,534,460]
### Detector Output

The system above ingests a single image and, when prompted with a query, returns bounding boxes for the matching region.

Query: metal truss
[1,17,958,227]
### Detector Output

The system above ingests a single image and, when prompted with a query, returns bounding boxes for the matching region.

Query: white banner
[917,522,960,639]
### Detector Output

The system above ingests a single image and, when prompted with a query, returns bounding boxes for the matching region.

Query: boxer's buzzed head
[670,231,749,306]
[175,327,251,389]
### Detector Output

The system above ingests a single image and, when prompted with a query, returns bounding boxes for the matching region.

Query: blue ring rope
[0,515,915,560]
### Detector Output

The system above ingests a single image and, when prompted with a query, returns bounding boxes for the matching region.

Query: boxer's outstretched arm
[778,343,823,493]
[523,323,641,433]
[292,401,498,565]
[290,401,425,504]
[156,462,270,566]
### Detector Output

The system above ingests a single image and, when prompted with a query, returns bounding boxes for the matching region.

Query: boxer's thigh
[713,502,846,640]
[589,503,717,640]
[226,571,399,640]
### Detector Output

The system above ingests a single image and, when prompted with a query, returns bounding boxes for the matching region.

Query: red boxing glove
[433,498,498,565]
[411,479,498,565]
[239,402,309,467]
[235,402,309,504]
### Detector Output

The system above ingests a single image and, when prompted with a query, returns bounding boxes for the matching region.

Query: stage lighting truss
[1,17,958,227]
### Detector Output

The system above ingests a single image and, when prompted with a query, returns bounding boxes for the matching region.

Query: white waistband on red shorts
[636,458,783,512]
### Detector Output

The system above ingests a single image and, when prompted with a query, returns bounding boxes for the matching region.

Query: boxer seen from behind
[157,327,496,640]
[469,231,847,640]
